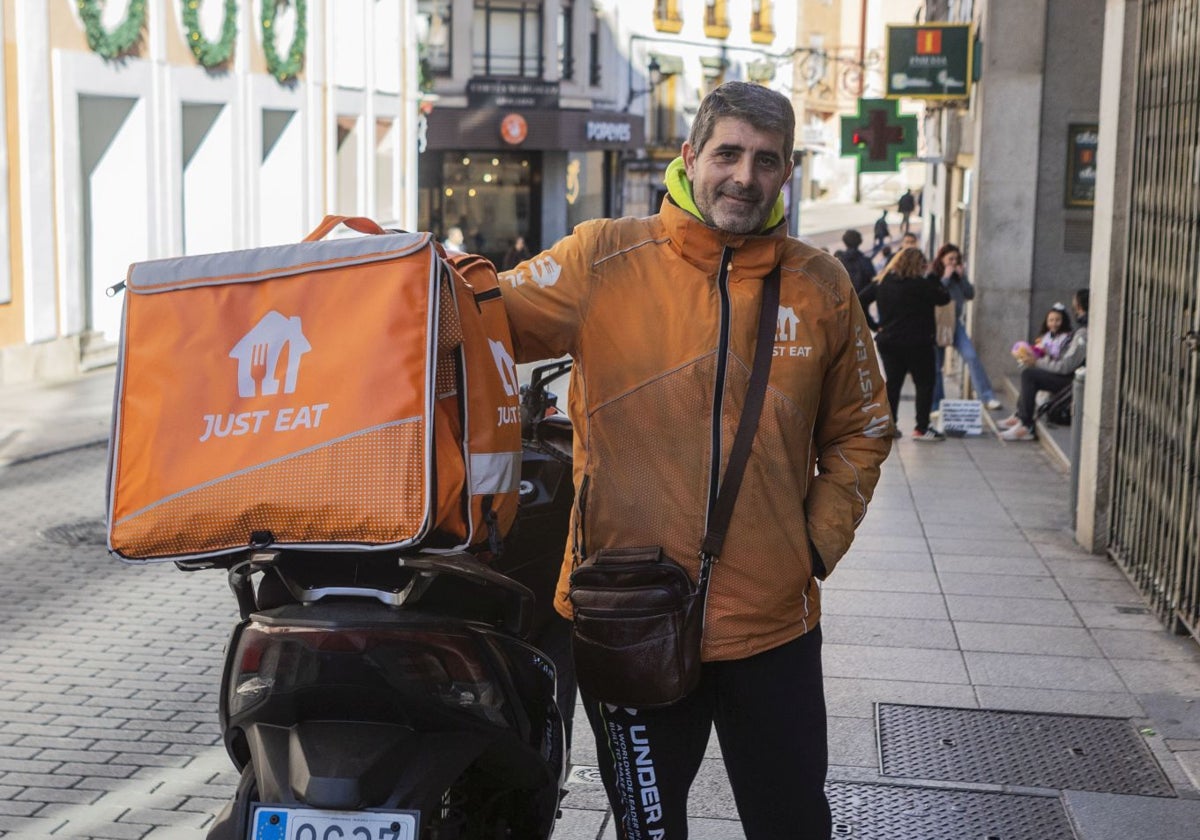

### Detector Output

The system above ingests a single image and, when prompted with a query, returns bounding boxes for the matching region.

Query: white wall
[180,99,237,256]
[5,0,421,371]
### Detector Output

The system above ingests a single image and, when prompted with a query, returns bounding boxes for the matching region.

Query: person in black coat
[834,229,876,295]
[858,246,951,441]
[501,235,532,271]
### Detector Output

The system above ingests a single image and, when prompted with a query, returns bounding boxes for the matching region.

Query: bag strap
[302,215,387,242]
[698,263,781,583]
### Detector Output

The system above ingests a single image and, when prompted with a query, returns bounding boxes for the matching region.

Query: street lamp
[625,57,667,112]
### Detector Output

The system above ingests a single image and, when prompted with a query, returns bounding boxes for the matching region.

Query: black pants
[536,612,578,753]
[879,343,937,433]
[1016,366,1074,426]
[581,628,830,840]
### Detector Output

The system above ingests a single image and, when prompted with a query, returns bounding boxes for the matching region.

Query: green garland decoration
[262,0,307,84]
[182,0,239,69]
[77,0,148,60]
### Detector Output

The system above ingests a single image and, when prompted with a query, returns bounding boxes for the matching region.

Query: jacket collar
[658,198,788,276]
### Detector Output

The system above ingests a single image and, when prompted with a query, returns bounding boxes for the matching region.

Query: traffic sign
[840,99,918,174]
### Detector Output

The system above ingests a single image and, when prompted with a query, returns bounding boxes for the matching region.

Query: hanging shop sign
[840,98,918,174]
[1065,124,1099,208]
[886,24,973,100]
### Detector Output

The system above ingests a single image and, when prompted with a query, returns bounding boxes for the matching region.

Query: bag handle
[699,263,781,565]
[302,215,387,242]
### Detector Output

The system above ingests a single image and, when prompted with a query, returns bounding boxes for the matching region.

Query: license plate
[251,804,419,840]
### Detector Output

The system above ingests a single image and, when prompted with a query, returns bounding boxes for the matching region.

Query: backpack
[836,249,876,295]
[106,215,522,564]
[1036,382,1074,426]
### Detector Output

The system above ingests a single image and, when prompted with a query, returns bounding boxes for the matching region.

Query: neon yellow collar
[663,157,786,232]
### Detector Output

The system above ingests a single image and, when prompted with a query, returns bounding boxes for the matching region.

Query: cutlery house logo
[198,312,329,443]
[230,311,311,397]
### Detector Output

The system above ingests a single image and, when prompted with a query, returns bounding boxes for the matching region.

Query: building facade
[415,0,642,266]
[610,0,799,224]
[918,0,1200,642]
[0,0,422,383]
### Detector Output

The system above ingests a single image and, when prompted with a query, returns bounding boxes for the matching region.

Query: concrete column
[965,0,1047,380]
[1076,0,1138,552]
[15,0,57,342]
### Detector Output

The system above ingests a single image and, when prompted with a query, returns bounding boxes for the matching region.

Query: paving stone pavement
[3,368,1200,839]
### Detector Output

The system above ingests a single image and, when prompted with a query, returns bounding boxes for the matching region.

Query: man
[872,209,891,253]
[999,288,1089,440]
[897,188,916,233]
[901,230,920,252]
[441,225,466,253]
[834,229,877,295]
[499,82,892,839]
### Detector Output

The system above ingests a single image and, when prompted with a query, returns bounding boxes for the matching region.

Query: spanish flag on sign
[916,29,942,55]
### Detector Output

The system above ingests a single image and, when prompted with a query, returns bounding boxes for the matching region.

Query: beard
[694,183,773,235]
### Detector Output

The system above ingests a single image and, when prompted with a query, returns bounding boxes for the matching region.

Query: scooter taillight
[228,618,510,728]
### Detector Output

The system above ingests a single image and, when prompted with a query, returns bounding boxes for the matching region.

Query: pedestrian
[834,229,877,295]
[499,81,892,840]
[501,235,531,271]
[897,188,916,234]
[872,210,890,253]
[929,244,1004,412]
[999,289,1089,441]
[442,225,465,254]
[872,244,893,273]
[1012,302,1073,363]
[859,246,951,441]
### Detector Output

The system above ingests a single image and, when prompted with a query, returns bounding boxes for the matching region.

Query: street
[3,365,1200,839]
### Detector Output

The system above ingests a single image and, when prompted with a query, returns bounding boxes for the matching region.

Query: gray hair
[688,81,795,161]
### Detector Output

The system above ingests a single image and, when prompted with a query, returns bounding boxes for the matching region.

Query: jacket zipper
[706,247,735,540]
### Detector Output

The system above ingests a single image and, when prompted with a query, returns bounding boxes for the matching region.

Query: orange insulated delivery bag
[106,216,523,563]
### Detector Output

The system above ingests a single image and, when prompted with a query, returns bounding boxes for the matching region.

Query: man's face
[682,117,793,235]
[902,234,918,249]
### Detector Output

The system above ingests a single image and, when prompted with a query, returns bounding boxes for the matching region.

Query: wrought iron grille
[1109,0,1200,641]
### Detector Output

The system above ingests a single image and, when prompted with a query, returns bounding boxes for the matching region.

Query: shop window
[375,118,398,222]
[653,0,683,34]
[335,116,361,216]
[429,151,538,267]
[650,74,680,148]
[699,55,727,97]
[474,1,544,78]
[751,0,775,45]
[566,152,606,231]
[417,1,451,77]
[704,0,730,40]
[559,1,574,81]
[801,34,826,90]
[589,6,602,87]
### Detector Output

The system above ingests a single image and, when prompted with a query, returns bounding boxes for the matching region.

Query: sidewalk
[2,363,1200,839]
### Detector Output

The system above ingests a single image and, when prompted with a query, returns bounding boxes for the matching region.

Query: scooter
[202,359,575,840]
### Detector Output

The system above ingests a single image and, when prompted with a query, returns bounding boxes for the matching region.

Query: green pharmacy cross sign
[840,99,918,174]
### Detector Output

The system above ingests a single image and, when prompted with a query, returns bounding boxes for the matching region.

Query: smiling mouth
[721,193,760,205]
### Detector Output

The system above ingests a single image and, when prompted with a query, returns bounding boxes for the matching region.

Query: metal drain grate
[827,781,1074,840]
[40,518,108,547]
[877,704,1175,796]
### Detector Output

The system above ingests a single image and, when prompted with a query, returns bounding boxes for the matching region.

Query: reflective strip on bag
[469,451,522,496]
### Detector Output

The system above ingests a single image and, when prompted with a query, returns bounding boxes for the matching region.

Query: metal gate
[1109,0,1200,641]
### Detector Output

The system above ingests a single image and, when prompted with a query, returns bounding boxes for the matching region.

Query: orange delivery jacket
[499,199,893,661]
